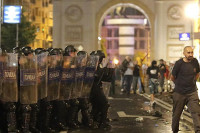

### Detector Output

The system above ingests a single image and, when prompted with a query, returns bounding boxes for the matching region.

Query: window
[49,27,53,36]
[30,0,36,4]
[49,0,53,4]
[42,17,45,24]
[32,15,35,21]
[113,40,119,49]
[107,29,112,37]
[134,29,138,37]
[37,26,40,32]
[134,41,137,49]
[46,1,49,7]
[139,40,145,49]
[35,8,39,16]
[107,40,112,49]
[114,29,119,37]
[139,29,145,37]
[42,0,45,7]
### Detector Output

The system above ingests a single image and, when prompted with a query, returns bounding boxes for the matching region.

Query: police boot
[80,98,93,128]
[30,104,41,133]
[44,102,55,133]
[99,104,111,130]
[21,104,31,133]
[90,106,100,129]
[6,102,19,133]
[55,101,68,131]
[67,99,79,129]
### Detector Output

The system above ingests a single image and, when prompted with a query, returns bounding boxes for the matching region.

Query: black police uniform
[90,50,113,129]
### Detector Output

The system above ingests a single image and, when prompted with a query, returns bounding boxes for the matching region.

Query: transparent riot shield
[37,52,48,100]
[60,56,76,100]
[71,56,87,99]
[20,54,37,104]
[1,53,18,102]
[47,54,62,101]
[81,55,99,98]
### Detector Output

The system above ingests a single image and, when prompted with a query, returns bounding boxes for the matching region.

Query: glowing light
[185,3,199,19]
[113,58,119,65]
[77,45,83,51]
[98,37,101,40]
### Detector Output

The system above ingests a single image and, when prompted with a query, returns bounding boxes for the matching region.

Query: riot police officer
[19,46,38,133]
[90,50,113,129]
[74,51,94,128]
[34,48,48,133]
[44,48,62,132]
[0,49,19,133]
[63,45,80,129]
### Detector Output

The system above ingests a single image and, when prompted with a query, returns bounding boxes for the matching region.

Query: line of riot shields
[0,51,100,133]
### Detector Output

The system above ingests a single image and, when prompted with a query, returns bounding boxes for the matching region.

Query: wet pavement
[68,82,194,133]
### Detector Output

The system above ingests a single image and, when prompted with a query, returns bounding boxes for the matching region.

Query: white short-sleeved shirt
[124,62,133,75]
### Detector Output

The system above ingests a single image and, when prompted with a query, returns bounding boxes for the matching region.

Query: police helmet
[90,51,96,56]
[64,45,77,55]
[35,48,46,55]
[13,46,22,54]
[96,50,105,63]
[49,48,61,55]
[22,46,32,56]
[47,47,53,53]
[77,51,87,57]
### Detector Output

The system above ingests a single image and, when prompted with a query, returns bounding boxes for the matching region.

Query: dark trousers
[123,75,133,94]
[172,91,200,133]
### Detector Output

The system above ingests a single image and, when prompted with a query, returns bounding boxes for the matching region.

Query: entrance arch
[95,0,155,60]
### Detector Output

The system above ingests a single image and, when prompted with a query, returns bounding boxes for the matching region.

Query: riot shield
[59,56,76,100]
[1,53,18,102]
[71,55,87,99]
[37,52,48,100]
[81,55,99,98]
[20,54,38,104]
[47,54,62,101]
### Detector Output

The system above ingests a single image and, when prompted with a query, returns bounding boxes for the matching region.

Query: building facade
[53,0,199,62]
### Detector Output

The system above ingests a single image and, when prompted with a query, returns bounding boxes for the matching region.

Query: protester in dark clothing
[132,61,142,94]
[171,46,200,133]
[90,50,113,129]
[146,60,160,106]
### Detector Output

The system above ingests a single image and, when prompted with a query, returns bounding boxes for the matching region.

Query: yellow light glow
[113,58,119,65]
[185,3,199,19]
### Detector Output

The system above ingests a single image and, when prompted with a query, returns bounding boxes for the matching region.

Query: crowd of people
[0,45,114,133]
[1,44,200,133]
[119,55,175,98]
[119,46,200,133]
